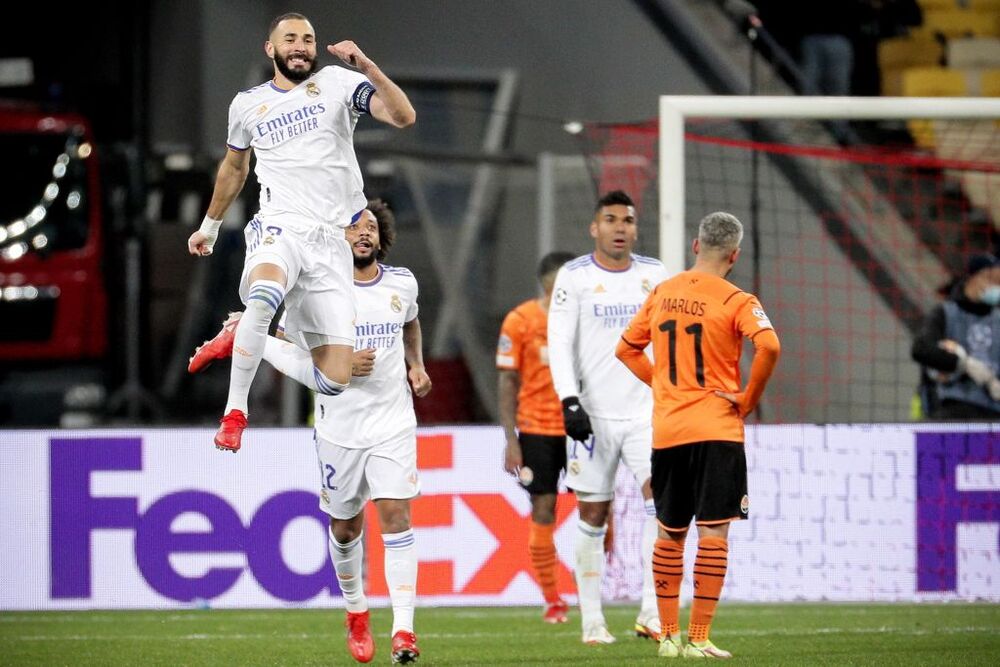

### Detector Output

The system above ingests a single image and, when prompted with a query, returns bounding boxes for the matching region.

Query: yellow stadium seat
[879,36,944,70]
[967,0,1000,11]
[901,67,969,146]
[901,67,969,95]
[982,68,1000,95]
[916,0,957,9]
[917,10,1000,37]
[947,37,1000,68]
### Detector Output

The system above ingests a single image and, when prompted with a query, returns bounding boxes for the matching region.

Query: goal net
[577,96,1000,424]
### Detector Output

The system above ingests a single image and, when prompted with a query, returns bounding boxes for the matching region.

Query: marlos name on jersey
[660,297,707,317]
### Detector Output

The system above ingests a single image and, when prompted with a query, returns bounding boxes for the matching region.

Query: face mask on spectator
[980,285,1000,306]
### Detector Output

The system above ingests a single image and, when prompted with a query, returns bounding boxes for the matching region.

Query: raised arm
[328,41,415,128]
[187,148,252,256]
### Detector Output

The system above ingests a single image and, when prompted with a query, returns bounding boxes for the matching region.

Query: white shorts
[239,215,356,348]
[564,415,652,499]
[315,429,420,520]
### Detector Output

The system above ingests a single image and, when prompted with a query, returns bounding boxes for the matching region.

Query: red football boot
[391,630,420,664]
[543,599,569,624]
[214,409,247,453]
[188,312,242,373]
[345,610,375,663]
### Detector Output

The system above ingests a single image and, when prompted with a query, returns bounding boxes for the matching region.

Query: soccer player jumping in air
[187,12,414,453]
[192,200,430,664]
[616,212,780,659]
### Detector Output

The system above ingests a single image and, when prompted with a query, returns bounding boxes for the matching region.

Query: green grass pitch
[2,603,998,665]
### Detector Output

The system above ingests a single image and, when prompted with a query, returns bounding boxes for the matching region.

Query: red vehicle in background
[0,105,107,361]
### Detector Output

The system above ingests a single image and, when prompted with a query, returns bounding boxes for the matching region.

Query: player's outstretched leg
[216,279,285,452]
[188,312,242,373]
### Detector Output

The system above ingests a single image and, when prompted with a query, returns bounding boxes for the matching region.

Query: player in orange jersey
[615,212,780,659]
[497,251,576,624]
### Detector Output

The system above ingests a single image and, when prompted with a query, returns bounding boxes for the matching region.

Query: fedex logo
[916,432,999,592]
[367,435,577,597]
[50,437,338,603]
[48,433,577,606]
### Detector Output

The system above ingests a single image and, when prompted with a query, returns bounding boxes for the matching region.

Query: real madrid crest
[306,82,320,97]
[641,279,652,294]
[263,236,275,245]
[569,461,581,475]
[390,294,402,313]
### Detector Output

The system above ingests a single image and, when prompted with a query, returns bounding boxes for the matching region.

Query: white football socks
[328,528,367,613]
[640,499,659,619]
[225,280,284,415]
[383,529,417,634]
[575,520,607,628]
[262,336,347,396]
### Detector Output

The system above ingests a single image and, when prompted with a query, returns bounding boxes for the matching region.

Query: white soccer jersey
[315,264,420,449]
[226,65,374,228]
[548,253,669,419]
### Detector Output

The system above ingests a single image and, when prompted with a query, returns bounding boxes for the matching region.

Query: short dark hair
[268,12,310,38]
[595,189,634,212]
[537,251,575,279]
[367,198,396,261]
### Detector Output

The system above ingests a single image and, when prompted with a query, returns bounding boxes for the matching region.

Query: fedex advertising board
[0,424,996,609]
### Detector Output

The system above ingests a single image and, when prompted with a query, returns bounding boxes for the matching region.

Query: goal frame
[658,95,1000,275]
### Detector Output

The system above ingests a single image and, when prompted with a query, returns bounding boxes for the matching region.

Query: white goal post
[658,95,1000,276]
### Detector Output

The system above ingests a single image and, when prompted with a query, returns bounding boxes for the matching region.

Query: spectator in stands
[794,1,863,144]
[854,0,924,96]
[911,254,1000,420]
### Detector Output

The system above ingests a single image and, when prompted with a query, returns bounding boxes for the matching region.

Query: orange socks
[689,535,728,643]
[529,522,560,604]
[653,537,684,637]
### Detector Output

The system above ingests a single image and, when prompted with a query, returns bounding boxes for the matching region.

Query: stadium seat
[879,36,945,70]
[916,0,955,8]
[947,37,1000,68]
[982,68,1000,95]
[901,67,969,96]
[967,0,1000,10]
[901,68,969,146]
[879,37,944,96]
[916,10,1000,38]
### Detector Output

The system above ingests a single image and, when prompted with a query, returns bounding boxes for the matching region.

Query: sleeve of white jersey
[226,97,251,151]
[404,273,419,322]
[546,265,580,401]
[331,65,376,116]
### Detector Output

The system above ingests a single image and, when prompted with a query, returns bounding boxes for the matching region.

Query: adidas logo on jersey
[594,284,606,294]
